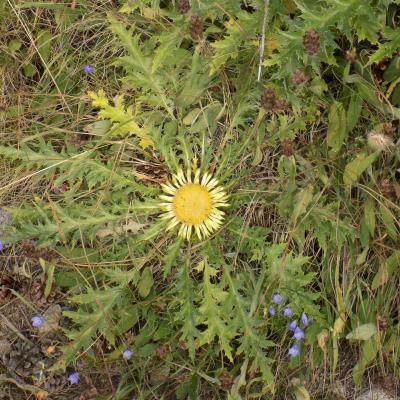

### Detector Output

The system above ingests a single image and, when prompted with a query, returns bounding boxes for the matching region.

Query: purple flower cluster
[31,315,45,328]
[83,64,94,74]
[268,292,312,358]
[68,372,80,385]
[123,349,133,360]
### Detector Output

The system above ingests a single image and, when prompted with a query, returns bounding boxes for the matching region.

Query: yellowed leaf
[317,329,329,353]
[39,304,61,334]
[96,220,147,239]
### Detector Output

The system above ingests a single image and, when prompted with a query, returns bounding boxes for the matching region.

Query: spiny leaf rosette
[159,168,229,240]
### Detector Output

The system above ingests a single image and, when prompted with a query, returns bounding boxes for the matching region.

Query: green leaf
[44,263,56,298]
[372,250,400,289]
[23,63,36,78]
[383,56,400,82]
[37,29,52,64]
[8,39,22,55]
[326,101,347,154]
[346,323,377,341]
[292,385,311,400]
[368,27,400,65]
[346,93,362,132]
[364,197,375,236]
[352,338,378,384]
[197,259,235,361]
[137,267,154,298]
[379,204,398,240]
[163,238,183,277]
[291,186,314,223]
[343,152,378,191]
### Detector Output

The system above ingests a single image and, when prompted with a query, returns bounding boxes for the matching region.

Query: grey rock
[355,388,396,400]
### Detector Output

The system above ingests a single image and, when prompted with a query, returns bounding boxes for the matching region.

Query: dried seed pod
[291,69,308,85]
[219,372,234,390]
[303,30,320,55]
[281,139,295,156]
[178,340,188,350]
[155,344,170,359]
[345,48,357,63]
[261,88,277,112]
[274,98,290,111]
[377,316,389,331]
[176,0,190,14]
[190,15,204,40]
[382,122,396,137]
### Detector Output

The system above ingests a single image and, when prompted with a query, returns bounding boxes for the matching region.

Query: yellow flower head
[159,168,229,240]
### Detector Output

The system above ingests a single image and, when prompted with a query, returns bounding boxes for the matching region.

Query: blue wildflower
[123,349,133,360]
[288,343,300,357]
[31,315,45,328]
[0,240,3,251]
[68,372,80,385]
[288,320,298,332]
[301,313,310,327]
[268,306,276,316]
[293,326,305,341]
[272,293,283,304]
[83,65,94,74]
[282,306,293,318]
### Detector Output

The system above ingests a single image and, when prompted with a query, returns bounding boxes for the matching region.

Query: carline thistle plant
[159,167,229,240]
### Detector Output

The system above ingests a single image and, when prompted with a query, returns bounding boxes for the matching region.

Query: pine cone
[291,69,308,85]
[43,373,67,392]
[261,88,277,112]
[190,15,203,40]
[176,0,190,14]
[281,139,295,156]
[303,30,320,55]
[219,372,234,390]
[20,240,57,262]
[30,280,62,308]
[2,340,43,378]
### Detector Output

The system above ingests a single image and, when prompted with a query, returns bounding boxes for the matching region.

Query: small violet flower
[0,239,3,251]
[293,326,305,341]
[301,313,310,327]
[31,315,45,328]
[83,64,94,74]
[272,293,283,304]
[123,349,133,360]
[268,306,276,316]
[288,343,300,357]
[288,320,298,332]
[282,306,293,318]
[68,372,80,385]
[58,42,65,49]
